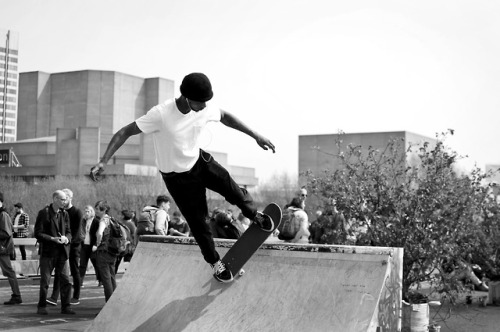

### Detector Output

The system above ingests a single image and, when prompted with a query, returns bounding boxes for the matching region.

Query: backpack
[136,207,157,236]
[277,208,301,241]
[107,217,128,255]
[120,222,135,258]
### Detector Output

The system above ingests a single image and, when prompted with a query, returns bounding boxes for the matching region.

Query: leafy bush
[304,130,500,300]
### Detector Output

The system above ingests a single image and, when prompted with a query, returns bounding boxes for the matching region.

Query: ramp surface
[86,237,401,332]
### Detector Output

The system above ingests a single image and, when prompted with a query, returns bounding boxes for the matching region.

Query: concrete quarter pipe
[86,236,402,332]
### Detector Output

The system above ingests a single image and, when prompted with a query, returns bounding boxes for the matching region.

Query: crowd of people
[0,190,192,315]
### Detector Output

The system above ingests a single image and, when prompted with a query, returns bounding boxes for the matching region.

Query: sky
[2,0,500,183]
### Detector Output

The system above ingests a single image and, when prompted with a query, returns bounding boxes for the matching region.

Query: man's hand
[90,162,105,182]
[59,235,69,245]
[255,135,275,153]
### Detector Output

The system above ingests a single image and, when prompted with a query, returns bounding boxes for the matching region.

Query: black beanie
[180,73,213,102]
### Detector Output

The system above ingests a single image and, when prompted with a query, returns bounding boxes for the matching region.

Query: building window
[0,128,15,135]
[0,47,18,55]
[0,104,17,110]
[0,96,16,103]
[0,79,17,87]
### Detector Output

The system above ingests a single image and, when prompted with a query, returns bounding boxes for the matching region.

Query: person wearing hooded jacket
[284,197,310,244]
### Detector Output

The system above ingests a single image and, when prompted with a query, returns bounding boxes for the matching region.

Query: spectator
[114,212,135,274]
[154,195,171,236]
[130,210,137,226]
[0,192,22,305]
[121,210,136,243]
[284,197,310,244]
[442,258,489,291]
[208,208,222,238]
[228,209,246,235]
[168,211,190,237]
[79,205,100,288]
[120,210,136,262]
[34,190,75,315]
[323,198,348,245]
[12,202,29,260]
[297,187,308,207]
[309,210,324,244]
[213,210,241,239]
[47,189,83,306]
[93,200,117,302]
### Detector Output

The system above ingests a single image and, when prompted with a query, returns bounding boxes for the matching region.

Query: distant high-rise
[0,29,19,143]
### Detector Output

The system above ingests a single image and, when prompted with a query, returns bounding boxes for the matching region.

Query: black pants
[38,255,71,309]
[79,244,100,283]
[161,150,257,264]
[96,250,117,302]
[50,242,82,300]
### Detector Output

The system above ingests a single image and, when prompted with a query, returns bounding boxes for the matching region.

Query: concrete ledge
[13,238,37,246]
[139,235,395,256]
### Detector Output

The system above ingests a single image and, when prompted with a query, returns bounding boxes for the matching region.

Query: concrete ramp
[86,237,402,332]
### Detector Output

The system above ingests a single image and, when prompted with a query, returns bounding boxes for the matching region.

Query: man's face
[84,207,93,219]
[94,205,105,218]
[186,98,206,112]
[161,201,171,212]
[64,196,72,208]
[54,193,68,209]
[299,189,308,202]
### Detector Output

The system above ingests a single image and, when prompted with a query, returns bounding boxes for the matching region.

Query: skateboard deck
[222,203,282,277]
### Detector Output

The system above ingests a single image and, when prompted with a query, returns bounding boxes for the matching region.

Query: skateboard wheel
[238,269,245,276]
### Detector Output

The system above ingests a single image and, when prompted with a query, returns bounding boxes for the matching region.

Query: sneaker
[37,307,48,315]
[253,212,274,232]
[210,260,233,283]
[70,298,80,305]
[61,307,76,315]
[4,295,22,305]
[46,297,57,306]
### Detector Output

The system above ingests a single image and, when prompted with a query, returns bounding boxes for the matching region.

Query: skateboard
[222,203,282,278]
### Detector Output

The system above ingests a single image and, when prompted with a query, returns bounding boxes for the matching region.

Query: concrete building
[299,131,436,176]
[0,70,258,187]
[0,29,19,143]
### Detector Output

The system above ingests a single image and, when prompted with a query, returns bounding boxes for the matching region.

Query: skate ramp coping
[86,236,403,332]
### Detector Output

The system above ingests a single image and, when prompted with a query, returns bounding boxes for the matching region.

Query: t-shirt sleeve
[207,107,222,123]
[136,106,163,134]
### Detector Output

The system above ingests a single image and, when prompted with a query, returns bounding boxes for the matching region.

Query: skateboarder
[90,73,275,283]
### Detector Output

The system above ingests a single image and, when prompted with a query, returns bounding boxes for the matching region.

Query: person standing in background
[47,189,83,306]
[0,192,22,305]
[12,203,29,260]
[34,190,74,315]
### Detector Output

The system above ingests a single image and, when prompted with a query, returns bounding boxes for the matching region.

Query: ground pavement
[0,275,119,331]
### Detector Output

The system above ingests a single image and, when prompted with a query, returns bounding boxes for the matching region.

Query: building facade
[0,29,19,143]
[299,131,436,176]
[0,70,258,187]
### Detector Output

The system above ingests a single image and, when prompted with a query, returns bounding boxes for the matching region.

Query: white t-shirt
[136,98,221,173]
[154,209,170,236]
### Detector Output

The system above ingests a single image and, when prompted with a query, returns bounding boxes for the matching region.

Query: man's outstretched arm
[90,122,143,180]
[220,110,275,153]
